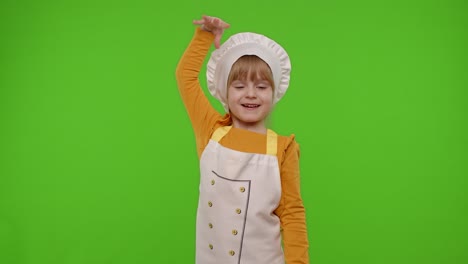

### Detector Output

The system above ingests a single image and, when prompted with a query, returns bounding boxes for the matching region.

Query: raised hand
[193,15,230,49]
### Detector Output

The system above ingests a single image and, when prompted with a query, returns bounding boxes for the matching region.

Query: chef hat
[206,32,291,112]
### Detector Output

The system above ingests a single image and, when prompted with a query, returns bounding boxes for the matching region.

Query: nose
[245,85,257,98]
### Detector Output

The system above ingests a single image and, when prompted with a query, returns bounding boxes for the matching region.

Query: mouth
[241,104,260,109]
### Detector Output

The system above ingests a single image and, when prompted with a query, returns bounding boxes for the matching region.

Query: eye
[256,80,271,89]
[231,81,245,89]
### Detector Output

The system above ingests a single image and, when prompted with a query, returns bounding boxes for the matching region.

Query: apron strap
[266,129,277,156]
[211,126,232,142]
[211,126,278,156]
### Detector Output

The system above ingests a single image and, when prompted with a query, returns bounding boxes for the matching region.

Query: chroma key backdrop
[1,0,467,263]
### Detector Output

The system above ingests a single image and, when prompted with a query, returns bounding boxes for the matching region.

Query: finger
[217,19,230,29]
[193,19,204,25]
[214,34,222,49]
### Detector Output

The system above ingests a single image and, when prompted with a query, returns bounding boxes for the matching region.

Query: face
[227,74,273,132]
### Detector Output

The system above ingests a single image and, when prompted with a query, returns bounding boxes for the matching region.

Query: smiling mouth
[241,104,260,108]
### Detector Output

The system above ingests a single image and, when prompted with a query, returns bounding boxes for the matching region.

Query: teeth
[243,104,259,108]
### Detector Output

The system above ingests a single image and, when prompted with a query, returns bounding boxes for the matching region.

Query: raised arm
[175,16,230,156]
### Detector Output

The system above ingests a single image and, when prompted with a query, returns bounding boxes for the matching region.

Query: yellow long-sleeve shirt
[176,27,310,264]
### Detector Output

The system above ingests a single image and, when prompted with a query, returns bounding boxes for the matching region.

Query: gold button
[211,179,215,185]
[232,229,238,235]
[209,244,213,250]
[208,201,213,207]
[209,223,213,229]
[229,250,235,256]
[240,187,245,193]
[235,208,241,214]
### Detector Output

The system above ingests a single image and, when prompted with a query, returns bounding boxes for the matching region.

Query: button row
[207,223,238,235]
[209,179,246,193]
[207,201,242,215]
[207,244,236,256]
[206,179,244,258]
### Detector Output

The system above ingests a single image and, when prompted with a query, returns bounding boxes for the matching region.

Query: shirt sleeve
[274,135,310,264]
[175,27,222,157]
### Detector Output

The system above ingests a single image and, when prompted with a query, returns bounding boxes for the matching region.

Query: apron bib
[196,126,284,264]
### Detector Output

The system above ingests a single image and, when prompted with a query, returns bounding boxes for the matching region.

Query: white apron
[196,126,284,264]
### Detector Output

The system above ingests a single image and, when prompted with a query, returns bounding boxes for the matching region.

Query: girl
[176,15,309,264]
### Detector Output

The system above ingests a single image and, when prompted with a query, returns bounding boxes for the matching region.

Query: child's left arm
[275,136,310,264]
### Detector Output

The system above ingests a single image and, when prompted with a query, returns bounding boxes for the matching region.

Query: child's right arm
[175,16,229,156]
[175,27,218,132]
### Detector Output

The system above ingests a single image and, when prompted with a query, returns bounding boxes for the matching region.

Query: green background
[1,0,467,263]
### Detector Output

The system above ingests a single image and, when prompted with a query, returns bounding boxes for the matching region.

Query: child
[176,15,310,264]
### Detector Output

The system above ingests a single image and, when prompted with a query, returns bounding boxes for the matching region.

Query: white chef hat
[206,32,291,112]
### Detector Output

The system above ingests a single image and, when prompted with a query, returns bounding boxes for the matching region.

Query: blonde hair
[227,55,275,90]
